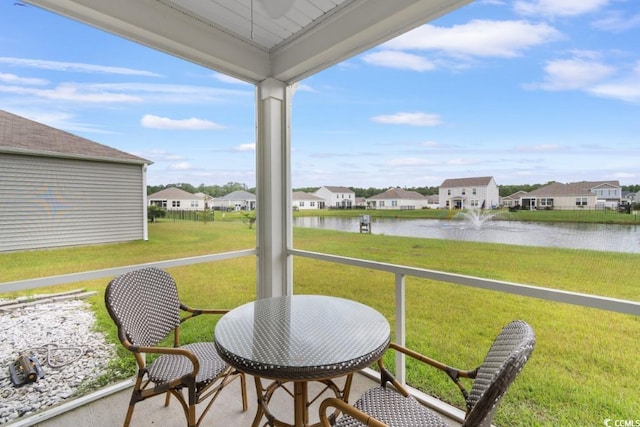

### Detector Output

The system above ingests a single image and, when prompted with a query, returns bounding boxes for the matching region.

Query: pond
[293,215,640,254]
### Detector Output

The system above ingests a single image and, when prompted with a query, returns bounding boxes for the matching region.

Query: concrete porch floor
[27,372,463,427]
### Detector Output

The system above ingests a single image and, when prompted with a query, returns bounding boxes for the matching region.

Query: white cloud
[0,57,161,77]
[235,143,256,152]
[362,51,435,71]
[387,157,438,167]
[141,114,226,130]
[525,58,615,91]
[514,0,610,17]
[0,82,142,102]
[371,112,442,127]
[588,81,640,104]
[592,10,640,32]
[384,20,561,58]
[169,161,192,170]
[6,110,112,134]
[0,73,48,85]
[517,144,565,152]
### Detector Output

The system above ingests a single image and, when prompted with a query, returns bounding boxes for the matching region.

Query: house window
[462,188,466,195]
[470,200,479,207]
[391,201,398,207]
[172,201,181,208]
[540,198,553,207]
[379,201,385,207]
[300,202,305,207]
[310,202,315,207]
[447,189,451,195]
[576,197,587,206]
[472,188,477,195]
[190,200,198,208]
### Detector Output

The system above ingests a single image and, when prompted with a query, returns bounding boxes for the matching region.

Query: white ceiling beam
[27,0,271,83]
[270,0,474,83]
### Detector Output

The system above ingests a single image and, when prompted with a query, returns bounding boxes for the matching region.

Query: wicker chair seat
[335,386,447,427]
[148,342,228,385]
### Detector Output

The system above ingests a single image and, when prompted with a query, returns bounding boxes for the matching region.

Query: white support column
[255,78,293,299]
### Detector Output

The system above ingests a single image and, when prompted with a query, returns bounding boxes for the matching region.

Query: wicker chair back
[106,267,181,348]
[463,320,536,427]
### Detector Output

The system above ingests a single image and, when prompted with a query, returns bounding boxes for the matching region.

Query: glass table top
[214,295,391,380]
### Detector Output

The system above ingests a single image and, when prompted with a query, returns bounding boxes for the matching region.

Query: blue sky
[1,0,638,189]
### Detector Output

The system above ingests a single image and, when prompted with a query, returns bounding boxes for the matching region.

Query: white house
[314,186,355,209]
[0,109,151,252]
[518,181,620,211]
[211,190,256,211]
[367,187,428,210]
[148,187,205,211]
[439,176,499,210]
[292,191,323,210]
[501,191,528,208]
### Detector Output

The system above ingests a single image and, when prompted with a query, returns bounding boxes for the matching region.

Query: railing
[288,248,640,385]
[3,247,639,425]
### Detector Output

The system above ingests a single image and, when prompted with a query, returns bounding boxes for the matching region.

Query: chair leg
[164,390,171,407]
[240,372,248,412]
[123,373,145,427]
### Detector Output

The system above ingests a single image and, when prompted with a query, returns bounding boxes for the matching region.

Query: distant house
[424,194,440,209]
[194,192,213,209]
[0,109,151,252]
[439,176,499,210]
[148,187,205,210]
[354,197,368,209]
[518,181,621,210]
[211,190,256,211]
[292,191,323,210]
[501,191,528,208]
[314,186,355,209]
[367,187,428,210]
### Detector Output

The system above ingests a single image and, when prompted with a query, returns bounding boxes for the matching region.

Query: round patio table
[214,294,390,427]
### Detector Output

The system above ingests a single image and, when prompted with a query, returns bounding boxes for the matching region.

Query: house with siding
[518,181,620,210]
[148,187,205,210]
[292,191,323,210]
[211,190,256,211]
[367,187,428,210]
[0,109,151,252]
[314,186,354,209]
[439,176,499,210]
[501,191,528,208]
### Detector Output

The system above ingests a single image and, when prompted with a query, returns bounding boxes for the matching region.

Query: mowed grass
[1,219,638,426]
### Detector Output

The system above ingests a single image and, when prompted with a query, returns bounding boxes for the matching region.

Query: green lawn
[1,218,638,426]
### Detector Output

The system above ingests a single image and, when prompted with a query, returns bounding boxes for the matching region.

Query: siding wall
[0,153,145,252]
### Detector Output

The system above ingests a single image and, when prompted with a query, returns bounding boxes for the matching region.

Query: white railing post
[395,272,406,385]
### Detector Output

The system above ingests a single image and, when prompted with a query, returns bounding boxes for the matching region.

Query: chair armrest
[385,342,477,404]
[124,340,200,376]
[179,303,230,323]
[389,343,476,379]
[319,397,388,427]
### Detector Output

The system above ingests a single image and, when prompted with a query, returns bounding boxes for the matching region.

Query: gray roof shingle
[0,109,150,164]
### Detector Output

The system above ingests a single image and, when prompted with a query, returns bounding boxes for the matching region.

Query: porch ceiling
[26,0,472,84]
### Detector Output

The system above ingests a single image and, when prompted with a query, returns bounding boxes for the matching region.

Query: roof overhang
[26,0,473,84]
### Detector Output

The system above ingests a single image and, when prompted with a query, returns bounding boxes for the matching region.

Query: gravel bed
[0,298,116,425]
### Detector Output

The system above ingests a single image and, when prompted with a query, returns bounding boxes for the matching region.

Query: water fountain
[459,208,495,230]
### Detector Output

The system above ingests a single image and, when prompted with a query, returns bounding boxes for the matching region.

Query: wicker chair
[320,320,535,427]
[105,267,247,427]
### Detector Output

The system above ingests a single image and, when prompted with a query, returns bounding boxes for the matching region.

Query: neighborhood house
[0,109,150,252]
[148,187,206,211]
[366,187,428,210]
[516,181,622,210]
[439,176,500,210]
